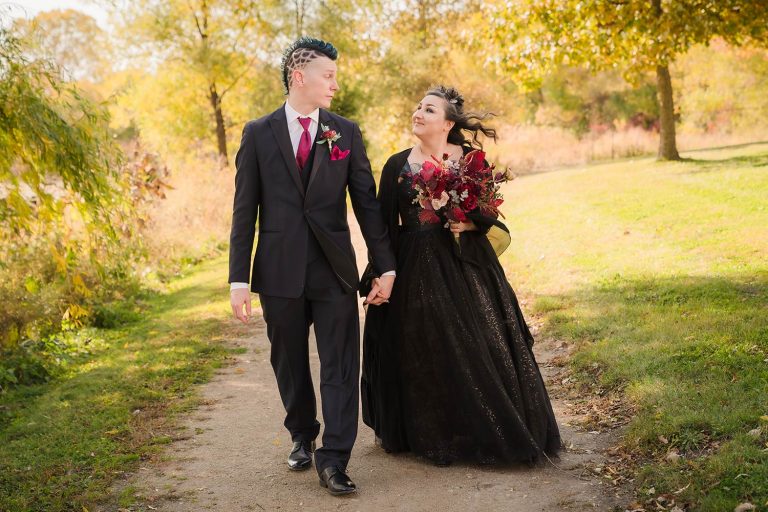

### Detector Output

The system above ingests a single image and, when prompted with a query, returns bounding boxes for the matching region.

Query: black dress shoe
[287,440,315,471]
[318,466,357,495]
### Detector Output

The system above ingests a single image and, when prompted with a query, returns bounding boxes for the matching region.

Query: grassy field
[0,256,243,512]
[497,142,768,511]
[1,143,765,511]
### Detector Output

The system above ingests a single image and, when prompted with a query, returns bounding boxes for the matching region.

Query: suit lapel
[305,109,330,197]
[268,104,305,198]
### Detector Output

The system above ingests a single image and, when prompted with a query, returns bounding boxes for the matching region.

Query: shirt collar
[285,101,319,125]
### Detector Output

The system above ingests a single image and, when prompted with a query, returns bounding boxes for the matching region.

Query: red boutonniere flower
[317,123,342,151]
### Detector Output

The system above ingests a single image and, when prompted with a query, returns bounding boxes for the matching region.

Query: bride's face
[412,95,454,139]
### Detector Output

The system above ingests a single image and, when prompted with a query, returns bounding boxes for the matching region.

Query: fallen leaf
[734,503,755,512]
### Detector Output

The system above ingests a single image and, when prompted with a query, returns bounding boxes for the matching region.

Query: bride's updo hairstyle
[425,85,497,150]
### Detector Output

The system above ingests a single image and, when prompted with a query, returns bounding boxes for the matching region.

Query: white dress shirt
[230,102,393,292]
[285,101,319,154]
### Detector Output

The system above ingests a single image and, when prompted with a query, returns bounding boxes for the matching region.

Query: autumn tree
[491,0,768,160]
[11,9,112,83]
[0,26,120,238]
[112,0,278,164]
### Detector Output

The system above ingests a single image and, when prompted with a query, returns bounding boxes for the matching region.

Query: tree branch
[219,54,259,98]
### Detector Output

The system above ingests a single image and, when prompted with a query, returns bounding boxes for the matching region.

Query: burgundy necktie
[296,117,312,170]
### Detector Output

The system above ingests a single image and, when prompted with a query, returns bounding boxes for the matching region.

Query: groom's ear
[291,69,305,88]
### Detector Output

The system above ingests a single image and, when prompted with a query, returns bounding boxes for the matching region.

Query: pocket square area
[330,146,350,161]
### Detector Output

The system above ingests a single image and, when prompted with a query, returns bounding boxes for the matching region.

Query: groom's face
[293,55,339,109]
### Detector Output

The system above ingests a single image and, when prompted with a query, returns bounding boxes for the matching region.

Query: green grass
[0,256,245,512]
[498,142,768,511]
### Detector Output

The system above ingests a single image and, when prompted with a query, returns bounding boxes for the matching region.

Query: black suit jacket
[228,105,396,298]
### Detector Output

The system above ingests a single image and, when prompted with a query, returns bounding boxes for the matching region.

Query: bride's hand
[365,277,391,306]
[448,220,477,233]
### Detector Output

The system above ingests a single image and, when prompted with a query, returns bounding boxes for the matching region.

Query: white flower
[431,191,450,210]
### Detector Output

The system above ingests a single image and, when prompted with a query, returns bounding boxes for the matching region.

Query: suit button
[305,209,310,214]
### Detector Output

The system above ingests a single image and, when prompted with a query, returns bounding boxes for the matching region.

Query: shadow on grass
[533,271,768,509]
[682,140,768,154]
[681,151,768,171]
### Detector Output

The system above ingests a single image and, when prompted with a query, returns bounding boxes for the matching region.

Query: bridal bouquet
[409,150,511,226]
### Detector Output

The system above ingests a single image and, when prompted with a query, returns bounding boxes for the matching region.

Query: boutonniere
[317,124,342,151]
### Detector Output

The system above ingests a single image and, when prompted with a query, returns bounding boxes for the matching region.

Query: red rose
[323,130,337,139]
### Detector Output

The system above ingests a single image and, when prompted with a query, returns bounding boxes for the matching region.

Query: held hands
[365,274,395,306]
[230,288,252,324]
[448,220,478,234]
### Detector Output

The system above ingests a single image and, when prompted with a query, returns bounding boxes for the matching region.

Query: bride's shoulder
[380,148,412,182]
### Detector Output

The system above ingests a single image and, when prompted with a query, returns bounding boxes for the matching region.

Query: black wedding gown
[361,150,562,465]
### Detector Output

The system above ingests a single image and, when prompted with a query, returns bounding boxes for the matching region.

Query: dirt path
[110,218,628,512]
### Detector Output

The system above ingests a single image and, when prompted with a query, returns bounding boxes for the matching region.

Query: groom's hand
[365,280,383,306]
[230,288,252,323]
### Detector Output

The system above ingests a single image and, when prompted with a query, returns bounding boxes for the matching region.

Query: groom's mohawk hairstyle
[281,36,338,94]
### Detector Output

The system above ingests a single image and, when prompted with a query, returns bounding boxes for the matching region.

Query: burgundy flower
[419,209,441,224]
[420,160,438,181]
[462,195,478,211]
[450,207,468,222]
[465,150,486,173]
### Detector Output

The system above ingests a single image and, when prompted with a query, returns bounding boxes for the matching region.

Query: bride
[361,85,562,466]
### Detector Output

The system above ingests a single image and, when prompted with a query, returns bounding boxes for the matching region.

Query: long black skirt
[362,226,561,465]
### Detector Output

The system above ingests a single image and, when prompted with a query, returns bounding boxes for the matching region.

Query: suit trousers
[259,252,360,474]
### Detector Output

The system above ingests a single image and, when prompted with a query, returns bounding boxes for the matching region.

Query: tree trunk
[655,64,680,160]
[651,0,680,160]
[208,82,228,165]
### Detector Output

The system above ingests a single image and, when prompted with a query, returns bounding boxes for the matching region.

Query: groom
[228,37,396,495]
